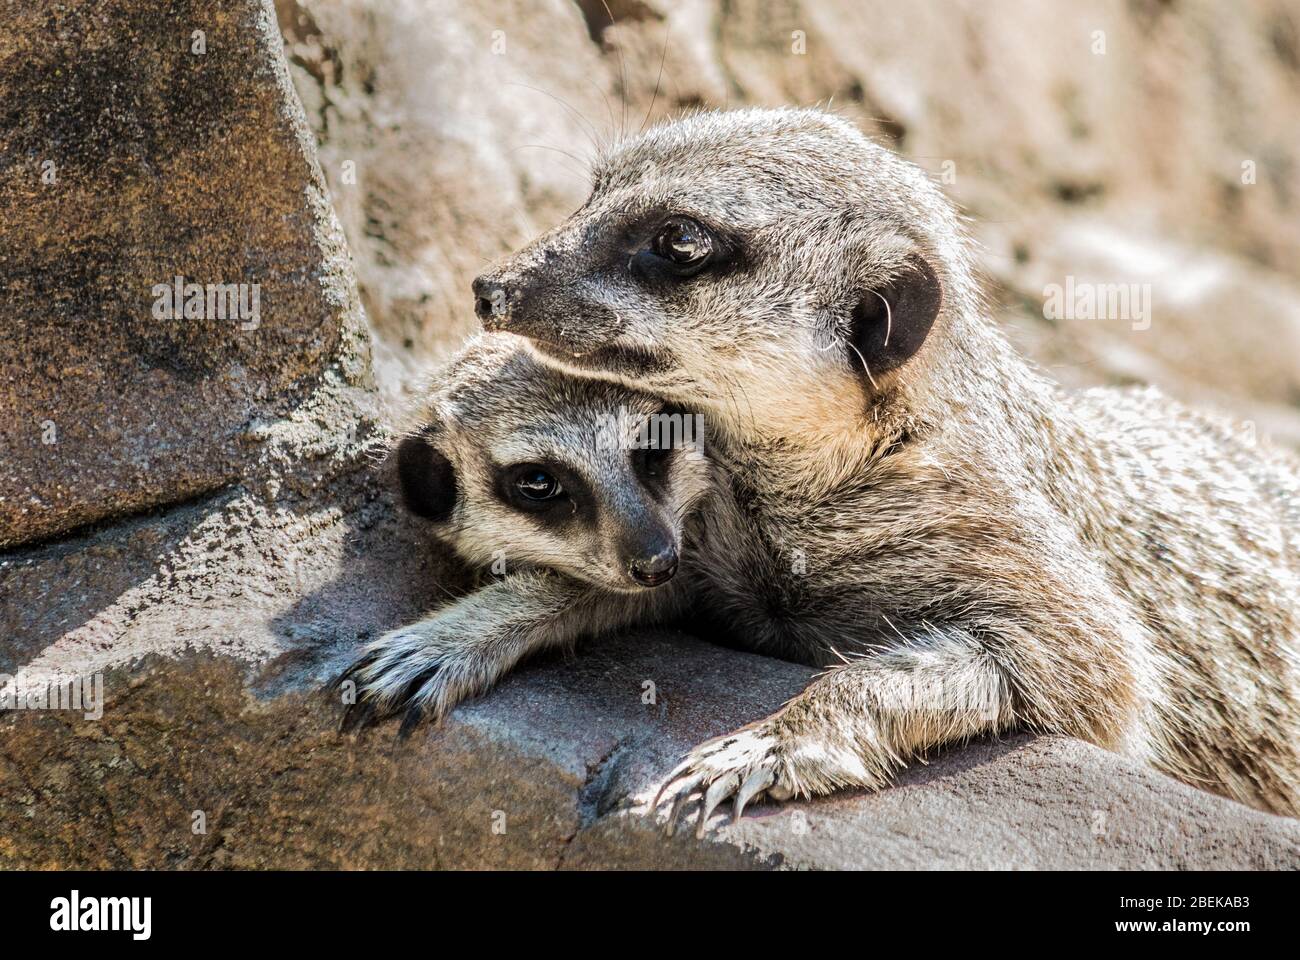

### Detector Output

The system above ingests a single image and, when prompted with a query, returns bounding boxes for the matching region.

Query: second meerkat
[469,107,1300,819]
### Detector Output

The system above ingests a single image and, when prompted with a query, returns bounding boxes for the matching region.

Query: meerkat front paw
[648,720,798,837]
[649,715,899,835]
[334,622,492,737]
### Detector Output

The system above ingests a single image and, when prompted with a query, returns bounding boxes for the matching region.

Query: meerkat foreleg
[652,627,1015,834]
[337,570,682,736]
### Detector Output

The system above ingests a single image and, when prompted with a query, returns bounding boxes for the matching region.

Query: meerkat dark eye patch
[395,432,457,523]
[848,254,942,379]
[493,461,589,527]
[510,466,565,506]
[633,437,674,489]
[629,214,739,284]
[651,217,713,273]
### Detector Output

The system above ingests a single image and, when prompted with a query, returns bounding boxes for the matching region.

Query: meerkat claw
[333,653,384,732]
[331,657,366,693]
[397,700,428,740]
[339,697,378,734]
[697,773,741,837]
[663,774,707,836]
[733,767,776,823]
[650,757,700,810]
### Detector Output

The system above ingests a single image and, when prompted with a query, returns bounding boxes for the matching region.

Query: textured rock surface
[0,0,369,548]
[276,0,616,406]
[7,620,1299,869]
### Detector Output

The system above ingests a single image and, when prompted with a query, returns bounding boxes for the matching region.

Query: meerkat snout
[625,538,679,588]
[471,275,509,324]
[472,264,623,355]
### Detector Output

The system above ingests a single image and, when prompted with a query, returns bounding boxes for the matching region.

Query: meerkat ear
[848,254,942,379]
[395,428,458,523]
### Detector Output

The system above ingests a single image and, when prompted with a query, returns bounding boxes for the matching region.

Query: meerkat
[337,333,714,736]
[469,106,1300,821]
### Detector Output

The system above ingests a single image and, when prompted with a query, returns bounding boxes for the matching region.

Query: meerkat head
[394,334,712,593]
[472,107,985,446]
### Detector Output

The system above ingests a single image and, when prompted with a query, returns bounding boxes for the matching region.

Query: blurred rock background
[275,0,1300,443]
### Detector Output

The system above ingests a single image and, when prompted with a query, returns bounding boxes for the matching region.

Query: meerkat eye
[650,217,714,276]
[498,463,581,517]
[514,468,563,502]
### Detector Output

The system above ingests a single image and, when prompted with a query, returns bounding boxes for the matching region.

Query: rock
[5,613,1298,868]
[0,0,370,548]
[277,0,616,408]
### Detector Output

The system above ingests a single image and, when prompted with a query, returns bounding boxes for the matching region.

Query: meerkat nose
[472,275,509,326]
[629,546,679,588]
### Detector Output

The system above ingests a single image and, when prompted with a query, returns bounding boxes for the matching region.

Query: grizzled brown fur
[470,108,1300,820]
